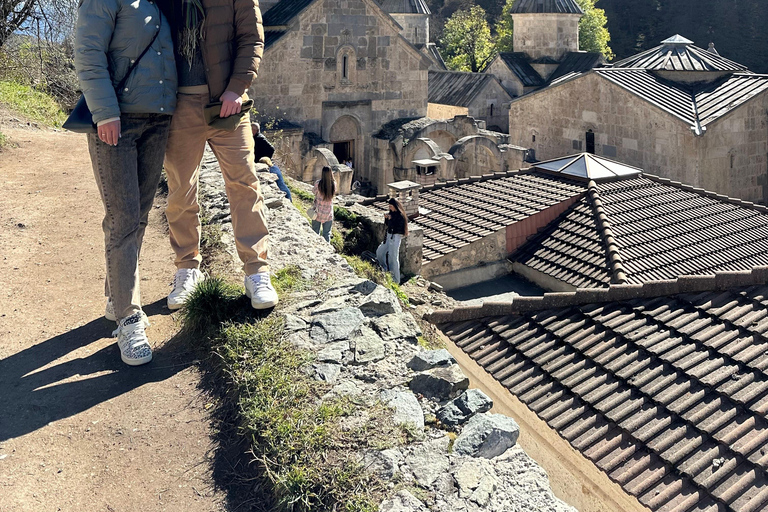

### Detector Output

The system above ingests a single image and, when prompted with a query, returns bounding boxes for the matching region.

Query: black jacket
[385,210,407,235]
[253,132,275,162]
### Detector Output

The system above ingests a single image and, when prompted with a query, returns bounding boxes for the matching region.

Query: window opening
[586,130,595,154]
[342,55,348,79]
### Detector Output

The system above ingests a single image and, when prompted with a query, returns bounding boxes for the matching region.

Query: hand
[98,119,121,146]
[219,91,243,118]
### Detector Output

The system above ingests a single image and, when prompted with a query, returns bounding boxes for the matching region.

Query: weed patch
[271,265,307,297]
[0,81,66,126]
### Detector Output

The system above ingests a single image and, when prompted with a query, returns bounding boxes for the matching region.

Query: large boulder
[453,413,520,459]
[436,389,494,426]
[409,364,469,399]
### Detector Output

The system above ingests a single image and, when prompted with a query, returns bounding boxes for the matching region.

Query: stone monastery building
[252,0,768,205]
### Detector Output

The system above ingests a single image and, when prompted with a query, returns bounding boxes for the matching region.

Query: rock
[312,363,341,383]
[265,197,283,209]
[284,314,307,332]
[454,460,486,498]
[359,286,402,316]
[436,389,494,426]
[312,296,350,315]
[372,314,421,342]
[470,472,496,506]
[409,364,469,399]
[323,380,362,399]
[310,307,365,343]
[316,340,349,364]
[409,295,426,306]
[381,389,425,429]
[453,413,520,459]
[428,282,444,292]
[379,490,427,512]
[405,438,451,487]
[351,280,378,295]
[364,449,400,480]
[352,326,386,364]
[407,349,456,371]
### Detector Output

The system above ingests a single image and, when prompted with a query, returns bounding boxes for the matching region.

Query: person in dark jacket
[252,122,275,162]
[376,198,409,284]
[75,0,177,366]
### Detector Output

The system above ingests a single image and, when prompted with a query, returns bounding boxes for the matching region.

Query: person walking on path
[259,157,292,202]
[159,0,279,310]
[376,198,409,285]
[312,166,336,243]
[252,121,275,162]
[75,0,177,365]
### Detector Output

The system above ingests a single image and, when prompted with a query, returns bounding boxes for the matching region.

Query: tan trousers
[164,93,269,275]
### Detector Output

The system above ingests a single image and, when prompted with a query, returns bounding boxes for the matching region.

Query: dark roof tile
[263,0,315,26]
[428,70,505,107]
[441,286,768,512]
[510,0,583,14]
[495,53,544,87]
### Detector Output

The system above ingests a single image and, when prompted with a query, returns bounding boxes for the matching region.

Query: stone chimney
[387,180,422,219]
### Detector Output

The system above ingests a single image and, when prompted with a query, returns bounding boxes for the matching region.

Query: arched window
[342,55,348,79]
[337,46,356,85]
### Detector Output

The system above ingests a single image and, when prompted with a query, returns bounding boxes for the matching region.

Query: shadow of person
[0,300,192,443]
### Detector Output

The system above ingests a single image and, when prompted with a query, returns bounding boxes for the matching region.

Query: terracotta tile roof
[509,0,583,14]
[367,171,586,262]
[436,270,768,512]
[514,175,768,288]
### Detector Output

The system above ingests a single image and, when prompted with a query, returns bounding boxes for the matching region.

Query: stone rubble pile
[198,149,576,512]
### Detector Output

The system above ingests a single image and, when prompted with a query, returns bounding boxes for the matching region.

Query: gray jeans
[88,114,171,321]
[312,219,333,243]
[376,233,403,284]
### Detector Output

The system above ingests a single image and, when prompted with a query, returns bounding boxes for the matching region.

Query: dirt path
[0,127,224,512]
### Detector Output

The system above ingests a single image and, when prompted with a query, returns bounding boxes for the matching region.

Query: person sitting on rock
[312,166,336,243]
[251,121,274,163]
[377,198,409,285]
[259,156,292,202]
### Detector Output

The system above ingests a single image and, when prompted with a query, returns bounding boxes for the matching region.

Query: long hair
[388,197,409,236]
[318,166,336,200]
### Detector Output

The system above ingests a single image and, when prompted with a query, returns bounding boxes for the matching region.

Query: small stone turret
[511,0,583,63]
[388,180,421,218]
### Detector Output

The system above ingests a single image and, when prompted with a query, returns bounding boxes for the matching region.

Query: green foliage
[440,6,496,72]
[272,265,307,297]
[333,206,375,256]
[330,228,345,253]
[181,276,245,336]
[495,0,516,53]
[0,131,7,149]
[0,80,66,126]
[576,0,614,60]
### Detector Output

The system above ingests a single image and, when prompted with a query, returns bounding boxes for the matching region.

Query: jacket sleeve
[226,0,265,97]
[74,0,121,123]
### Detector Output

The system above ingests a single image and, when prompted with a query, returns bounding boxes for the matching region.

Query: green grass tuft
[181,276,245,335]
[272,265,307,297]
[0,81,66,126]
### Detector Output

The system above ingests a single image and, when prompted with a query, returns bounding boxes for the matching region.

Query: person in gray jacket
[74,0,177,366]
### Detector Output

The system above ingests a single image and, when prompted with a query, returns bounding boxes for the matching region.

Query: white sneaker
[105,299,150,327]
[112,313,153,366]
[244,272,279,310]
[167,268,204,310]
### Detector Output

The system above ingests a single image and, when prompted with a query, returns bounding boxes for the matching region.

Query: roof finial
[708,42,720,55]
[661,34,694,46]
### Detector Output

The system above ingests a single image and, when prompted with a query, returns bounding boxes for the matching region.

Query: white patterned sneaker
[244,272,279,310]
[112,313,153,366]
[105,300,149,327]
[167,268,204,310]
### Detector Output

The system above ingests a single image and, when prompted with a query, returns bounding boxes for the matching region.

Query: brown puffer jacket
[201,0,264,100]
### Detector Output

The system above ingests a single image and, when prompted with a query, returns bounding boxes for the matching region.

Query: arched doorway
[329,115,362,172]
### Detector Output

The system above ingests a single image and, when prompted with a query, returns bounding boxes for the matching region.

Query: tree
[1,0,36,47]
[439,6,496,72]
[495,0,514,53]
[576,0,614,60]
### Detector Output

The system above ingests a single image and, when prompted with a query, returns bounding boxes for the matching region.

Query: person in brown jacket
[158,0,279,310]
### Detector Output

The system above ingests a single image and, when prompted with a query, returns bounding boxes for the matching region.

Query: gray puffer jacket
[74,0,177,123]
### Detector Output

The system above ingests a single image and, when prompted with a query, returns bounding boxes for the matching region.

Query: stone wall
[508,73,701,191]
[485,57,524,98]
[699,93,768,203]
[508,72,768,203]
[466,79,511,133]
[511,13,580,62]
[427,103,468,120]
[198,147,576,512]
[422,229,508,280]
[389,12,428,46]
